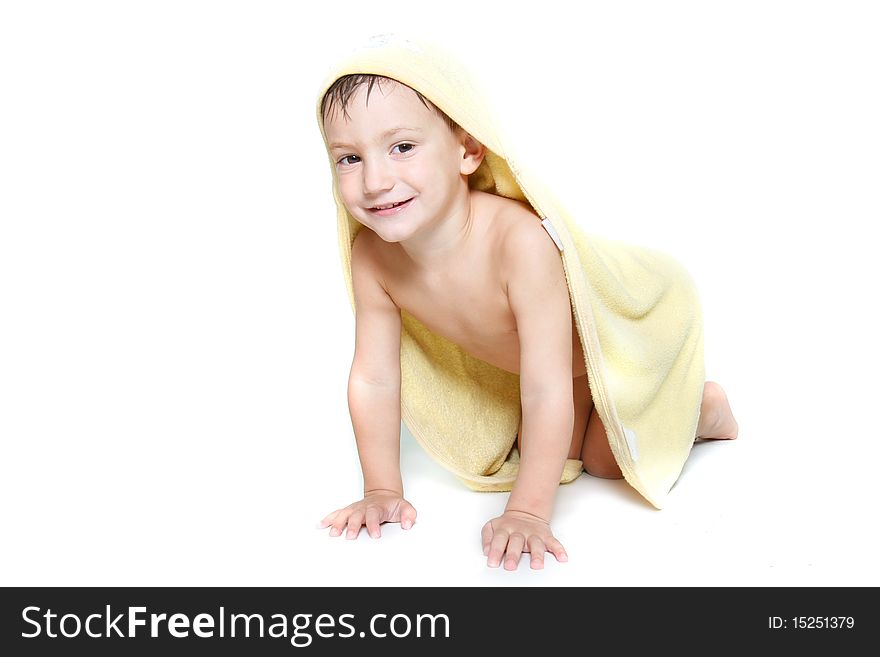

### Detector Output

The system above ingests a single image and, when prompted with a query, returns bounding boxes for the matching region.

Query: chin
[370,224,413,244]
[359,213,421,243]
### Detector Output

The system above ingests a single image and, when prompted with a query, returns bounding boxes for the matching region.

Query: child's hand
[317,489,417,540]
[481,509,568,570]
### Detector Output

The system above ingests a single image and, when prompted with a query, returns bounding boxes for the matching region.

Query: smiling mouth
[369,197,414,215]
[370,198,412,210]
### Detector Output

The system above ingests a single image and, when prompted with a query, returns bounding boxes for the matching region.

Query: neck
[398,189,478,272]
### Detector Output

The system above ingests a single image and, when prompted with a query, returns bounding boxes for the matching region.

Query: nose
[361,156,394,196]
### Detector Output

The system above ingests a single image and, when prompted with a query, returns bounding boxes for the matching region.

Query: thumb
[399,502,417,530]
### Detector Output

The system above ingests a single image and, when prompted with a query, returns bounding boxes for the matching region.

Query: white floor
[298,404,879,587]
[4,365,877,588]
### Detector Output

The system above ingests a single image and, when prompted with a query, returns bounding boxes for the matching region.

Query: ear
[458,129,486,176]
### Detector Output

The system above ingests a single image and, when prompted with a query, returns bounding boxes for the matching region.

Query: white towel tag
[541,217,564,252]
[623,426,639,461]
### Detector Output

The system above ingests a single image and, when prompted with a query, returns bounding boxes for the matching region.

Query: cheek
[336,177,359,206]
[405,162,439,193]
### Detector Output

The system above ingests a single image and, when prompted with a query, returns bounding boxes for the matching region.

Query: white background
[1,1,878,587]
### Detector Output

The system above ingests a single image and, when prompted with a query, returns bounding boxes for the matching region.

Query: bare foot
[695,381,739,441]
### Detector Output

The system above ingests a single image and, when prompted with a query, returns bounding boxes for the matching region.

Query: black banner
[0,587,868,654]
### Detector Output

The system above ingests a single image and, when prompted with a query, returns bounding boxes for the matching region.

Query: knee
[581,409,623,479]
[583,458,623,480]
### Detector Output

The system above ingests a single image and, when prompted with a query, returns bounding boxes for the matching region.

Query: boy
[316,40,738,571]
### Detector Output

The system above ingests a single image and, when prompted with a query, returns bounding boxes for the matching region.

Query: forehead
[324,80,442,148]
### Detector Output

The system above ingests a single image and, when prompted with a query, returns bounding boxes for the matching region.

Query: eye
[393,143,415,155]
[337,154,360,166]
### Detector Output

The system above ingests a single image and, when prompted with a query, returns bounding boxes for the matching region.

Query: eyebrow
[328,126,423,151]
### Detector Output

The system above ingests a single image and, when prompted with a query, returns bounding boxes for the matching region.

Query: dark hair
[321,74,460,135]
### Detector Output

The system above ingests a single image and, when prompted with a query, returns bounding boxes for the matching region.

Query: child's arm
[482,223,574,569]
[318,231,416,540]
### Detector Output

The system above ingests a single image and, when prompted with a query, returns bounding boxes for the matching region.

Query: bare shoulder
[351,228,394,280]
[351,225,382,262]
[350,228,397,307]
[493,197,564,288]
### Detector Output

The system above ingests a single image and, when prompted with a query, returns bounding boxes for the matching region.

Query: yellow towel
[314,33,705,509]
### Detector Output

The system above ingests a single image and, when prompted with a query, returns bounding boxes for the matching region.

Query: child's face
[323,80,473,244]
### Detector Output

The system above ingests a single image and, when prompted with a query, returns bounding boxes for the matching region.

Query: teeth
[373,200,407,210]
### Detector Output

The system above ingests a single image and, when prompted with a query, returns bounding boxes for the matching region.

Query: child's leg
[568,373,592,459]
[581,407,622,479]
[695,381,738,440]
[582,380,738,480]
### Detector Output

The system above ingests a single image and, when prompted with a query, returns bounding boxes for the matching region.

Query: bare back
[365,190,587,378]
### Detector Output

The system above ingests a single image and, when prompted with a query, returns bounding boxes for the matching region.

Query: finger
[318,510,341,529]
[546,537,569,563]
[504,533,526,571]
[527,536,546,570]
[345,511,365,539]
[400,503,417,530]
[330,508,348,536]
[487,531,509,568]
[327,511,349,537]
[365,507,382,539]
[481,522,493,556]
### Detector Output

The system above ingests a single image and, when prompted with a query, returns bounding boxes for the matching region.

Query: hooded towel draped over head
[314,33,705,509]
